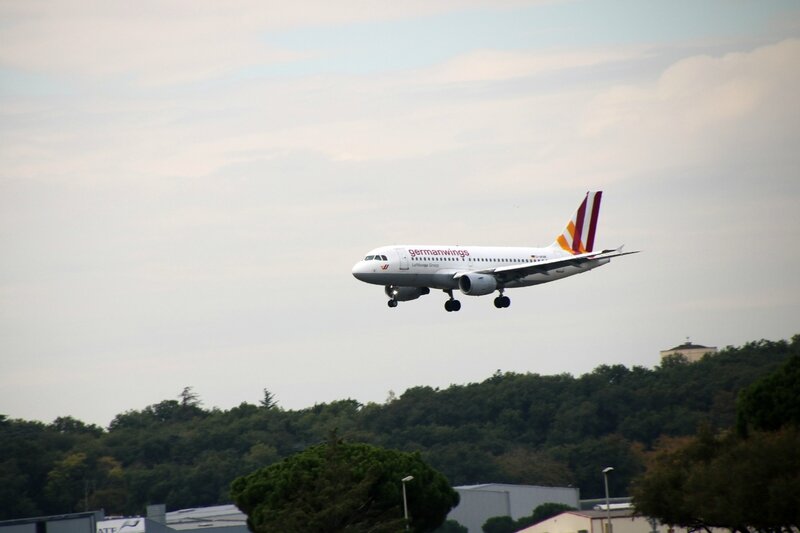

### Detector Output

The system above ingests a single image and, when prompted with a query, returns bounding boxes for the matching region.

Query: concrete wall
[448,489,510,533]
[0,524,35,533]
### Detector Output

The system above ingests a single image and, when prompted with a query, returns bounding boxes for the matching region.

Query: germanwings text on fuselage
[351,191,638,312]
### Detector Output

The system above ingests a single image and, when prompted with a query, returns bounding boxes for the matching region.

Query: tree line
[632,346,800,531]
[1,336,797,520]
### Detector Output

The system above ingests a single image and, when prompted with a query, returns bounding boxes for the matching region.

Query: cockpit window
[380,255,388,261]
[365,255,375,261]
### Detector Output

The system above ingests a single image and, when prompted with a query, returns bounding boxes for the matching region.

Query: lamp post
[401,475,414,531]
[602,467,614,533]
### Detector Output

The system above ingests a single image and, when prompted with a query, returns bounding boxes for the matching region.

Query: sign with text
[97,518,146,533]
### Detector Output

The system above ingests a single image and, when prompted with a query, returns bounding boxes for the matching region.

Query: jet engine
[385,285,430,301]
[458,273,497,296]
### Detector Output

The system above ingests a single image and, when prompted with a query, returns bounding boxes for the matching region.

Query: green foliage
[0,337,796,520]
[179,387,201,407]
[259,389,278,410]
[632,427,800,530]
[230,436,459,533]
[433,520,468,533]
[482,516,516,533]
[737,341,800,435]
[633,345,800,531]
[529,502,576,523]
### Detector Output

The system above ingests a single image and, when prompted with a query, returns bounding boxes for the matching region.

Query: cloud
[0,5,298,85]
[421,47,647,84]
[0,0,534,85]
[579,38,800,175]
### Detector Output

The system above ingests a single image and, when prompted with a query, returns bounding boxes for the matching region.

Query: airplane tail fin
[551,191,603,254]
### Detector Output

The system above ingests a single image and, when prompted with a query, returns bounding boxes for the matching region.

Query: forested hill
[1,336,797,520]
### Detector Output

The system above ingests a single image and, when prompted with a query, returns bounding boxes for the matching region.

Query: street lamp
[602,467,614,533]
[401,475,414,531]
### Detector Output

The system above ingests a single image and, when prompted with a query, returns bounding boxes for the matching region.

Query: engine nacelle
[385,285,430,302]
[458,273,498,296]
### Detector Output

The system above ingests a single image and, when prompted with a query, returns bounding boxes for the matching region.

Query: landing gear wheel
[494,296,511,308]
[387,300,398,308]
[444,299,462,312]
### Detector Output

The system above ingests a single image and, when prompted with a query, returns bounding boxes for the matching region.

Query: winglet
[552,191,603,254]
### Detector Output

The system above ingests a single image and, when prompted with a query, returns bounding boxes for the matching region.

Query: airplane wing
[453,247,640,284]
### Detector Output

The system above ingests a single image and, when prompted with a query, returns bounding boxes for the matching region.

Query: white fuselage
[351,244,608,292]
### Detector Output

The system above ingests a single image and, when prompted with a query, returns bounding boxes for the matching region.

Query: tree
[179,386,201,407]
[632,426,800,531]
[529,502,576,524]
[633,343,800,532]
[482,516,516,533]
[737,350,800,435]
[51,416,103,436]
[44,452,89,512]
[260,389,278,410]
[433,520,468,533]
[482,503,576,533]
[1,335,796,521]
[493,448,574,486]
[231,435,459,533]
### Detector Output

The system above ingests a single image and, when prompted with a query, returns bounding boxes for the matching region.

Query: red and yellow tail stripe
[555,191,602,254]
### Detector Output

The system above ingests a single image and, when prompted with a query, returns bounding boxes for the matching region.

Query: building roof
[664,341,714,352]
[455,483,574,492]
[568,509,636,519]
[165,506,246,530]
[0,512,104,527]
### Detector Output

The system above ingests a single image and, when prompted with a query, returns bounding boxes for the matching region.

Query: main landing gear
[494,291,511,309]
[444,290,461,312]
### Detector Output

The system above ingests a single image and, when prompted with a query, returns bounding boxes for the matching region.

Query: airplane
[351,191,638,312]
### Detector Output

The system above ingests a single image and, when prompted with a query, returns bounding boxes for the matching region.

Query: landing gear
[444,299,462,312]
[493,293,511,308]
[444,290,462,312]
[387,299,398,308]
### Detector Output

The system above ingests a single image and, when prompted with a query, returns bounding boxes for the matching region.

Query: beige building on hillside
[660,340,717,363]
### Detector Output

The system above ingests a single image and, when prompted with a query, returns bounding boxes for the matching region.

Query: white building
[660,341,717,363]
[447,484,580,533]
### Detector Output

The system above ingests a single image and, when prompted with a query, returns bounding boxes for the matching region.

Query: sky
[1,0,799,427]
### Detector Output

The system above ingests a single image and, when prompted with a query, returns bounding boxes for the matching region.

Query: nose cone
[352,261,368,281]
